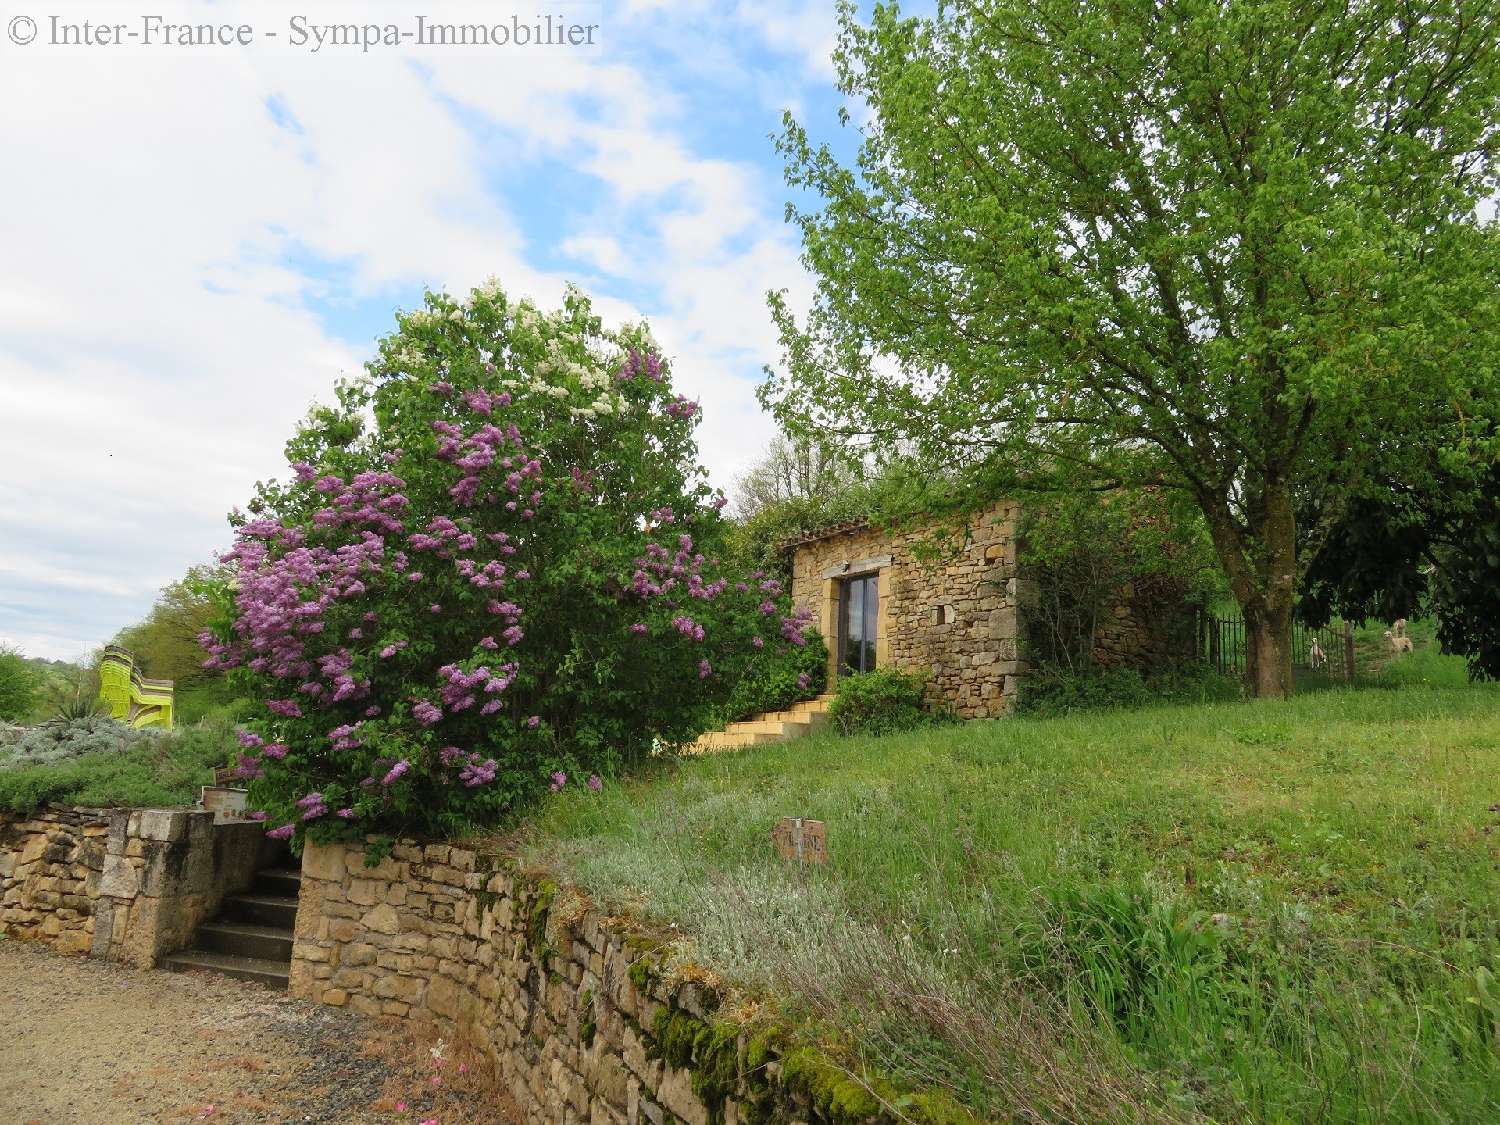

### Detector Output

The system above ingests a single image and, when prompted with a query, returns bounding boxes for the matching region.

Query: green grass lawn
[525,680,1500,1122]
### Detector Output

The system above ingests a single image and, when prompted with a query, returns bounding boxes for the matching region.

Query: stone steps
[687,693,837,755]
[162,948,290,989]
[161,864,299,990]
[221,891,299,930]
[192,919,294,962]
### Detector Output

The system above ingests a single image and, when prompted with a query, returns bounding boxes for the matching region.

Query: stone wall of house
[0,806,267,966]
[291,839,959,1124]
[788,501,1024,719]
[1091,576,1200,670]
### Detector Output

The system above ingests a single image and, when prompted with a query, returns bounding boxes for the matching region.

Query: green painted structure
[98,645,175,729]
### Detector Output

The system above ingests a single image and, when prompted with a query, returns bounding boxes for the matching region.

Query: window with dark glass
[839,573,879,675]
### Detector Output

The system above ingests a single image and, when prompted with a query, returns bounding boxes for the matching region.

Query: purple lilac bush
[201,281,812,844]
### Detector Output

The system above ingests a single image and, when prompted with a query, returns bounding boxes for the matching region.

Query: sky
[0,0,866,661]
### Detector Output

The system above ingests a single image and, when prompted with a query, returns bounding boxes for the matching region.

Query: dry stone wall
[292,839,967,1124]
[0,806,266,966]
[788,501,1024,719]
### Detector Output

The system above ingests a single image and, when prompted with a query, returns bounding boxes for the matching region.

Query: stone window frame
[817,554,893,686]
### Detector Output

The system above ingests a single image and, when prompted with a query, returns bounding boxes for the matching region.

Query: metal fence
[1196,613,1354,681]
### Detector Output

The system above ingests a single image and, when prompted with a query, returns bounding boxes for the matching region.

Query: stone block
[427,974,462,1018]
[361,906,399,936]
[374,973,426,1003]
[302,841,349,883]
[347,878,384,906]
[136,809,189,843]
[343,941,376,966]
[98,853,139,899]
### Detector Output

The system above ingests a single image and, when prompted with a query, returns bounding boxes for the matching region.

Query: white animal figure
[1384,629,1414,655]
[1308,637,1327,669]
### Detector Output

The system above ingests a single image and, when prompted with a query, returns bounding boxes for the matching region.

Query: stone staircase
[687,692,836,754]
[162,863,300,989]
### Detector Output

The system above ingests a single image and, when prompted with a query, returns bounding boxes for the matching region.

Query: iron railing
[1196,613,1354,681]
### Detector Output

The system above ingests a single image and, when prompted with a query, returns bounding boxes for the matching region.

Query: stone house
[786,499,1195,719]
[786,500,1024,719]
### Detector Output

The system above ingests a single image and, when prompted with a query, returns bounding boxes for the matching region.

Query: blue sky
[0,1,869,661]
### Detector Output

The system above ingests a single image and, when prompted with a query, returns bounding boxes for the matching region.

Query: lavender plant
[203,281,811,844]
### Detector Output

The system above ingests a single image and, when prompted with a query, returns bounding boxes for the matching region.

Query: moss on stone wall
[290,839,985,1123]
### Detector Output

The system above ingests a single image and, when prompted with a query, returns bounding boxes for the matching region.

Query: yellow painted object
[98,645,175,729]
[686,693,836,755]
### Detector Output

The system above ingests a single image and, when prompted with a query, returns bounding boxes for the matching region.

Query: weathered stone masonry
[292,839,968,1124]
[0,806,266,966]
[787,501,1198,717]
[788,501,1025,719]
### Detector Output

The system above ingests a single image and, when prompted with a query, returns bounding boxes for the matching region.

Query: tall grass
[526,685,1500,1121]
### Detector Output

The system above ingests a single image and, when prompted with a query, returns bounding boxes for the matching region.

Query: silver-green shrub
[0,715,164,771]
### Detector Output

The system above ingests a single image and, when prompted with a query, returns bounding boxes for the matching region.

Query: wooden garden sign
[771,817,827,865]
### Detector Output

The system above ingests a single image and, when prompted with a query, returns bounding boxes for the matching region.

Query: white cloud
[0,2,832,660]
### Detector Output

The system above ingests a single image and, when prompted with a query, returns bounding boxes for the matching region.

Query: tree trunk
[1200,482,1297,699]
[1244,599,1293,698]
[1243,482,1297,698]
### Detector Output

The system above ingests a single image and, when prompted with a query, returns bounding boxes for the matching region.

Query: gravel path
[0,939,517,1124]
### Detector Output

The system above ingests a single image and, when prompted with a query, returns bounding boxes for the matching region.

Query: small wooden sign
[771,817,827,865]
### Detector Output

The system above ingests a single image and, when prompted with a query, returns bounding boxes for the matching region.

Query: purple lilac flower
[266,825,295,840]
[382,759,410,786]
[549,770,567,792]
[459,758,499,788]
[587,775,602,792]
[413,701,443,725]
[336,808,356,819]
[526,715,540,729]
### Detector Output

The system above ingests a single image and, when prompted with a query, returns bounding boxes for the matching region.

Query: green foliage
[209,281,815,843]
[1024,490,1222,673]
[528,680,1500,1121]
[1302,460,1500,680]
[52,694,105,722]
[172,679,250,726]
[1033,884,1226,1048]
[764,0,1500,697]
[22,659,100,725]
[0,720,234,814]
[826,668,946,736]
[1016,663,1241,717]
[112,564,231,691]
[715,630,827,725]
[0,647,38,722]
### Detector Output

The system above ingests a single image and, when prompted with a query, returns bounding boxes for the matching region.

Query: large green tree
[764,0,1500,696]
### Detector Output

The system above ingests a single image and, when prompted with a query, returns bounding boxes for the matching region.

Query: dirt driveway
[0,939,516,1124]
